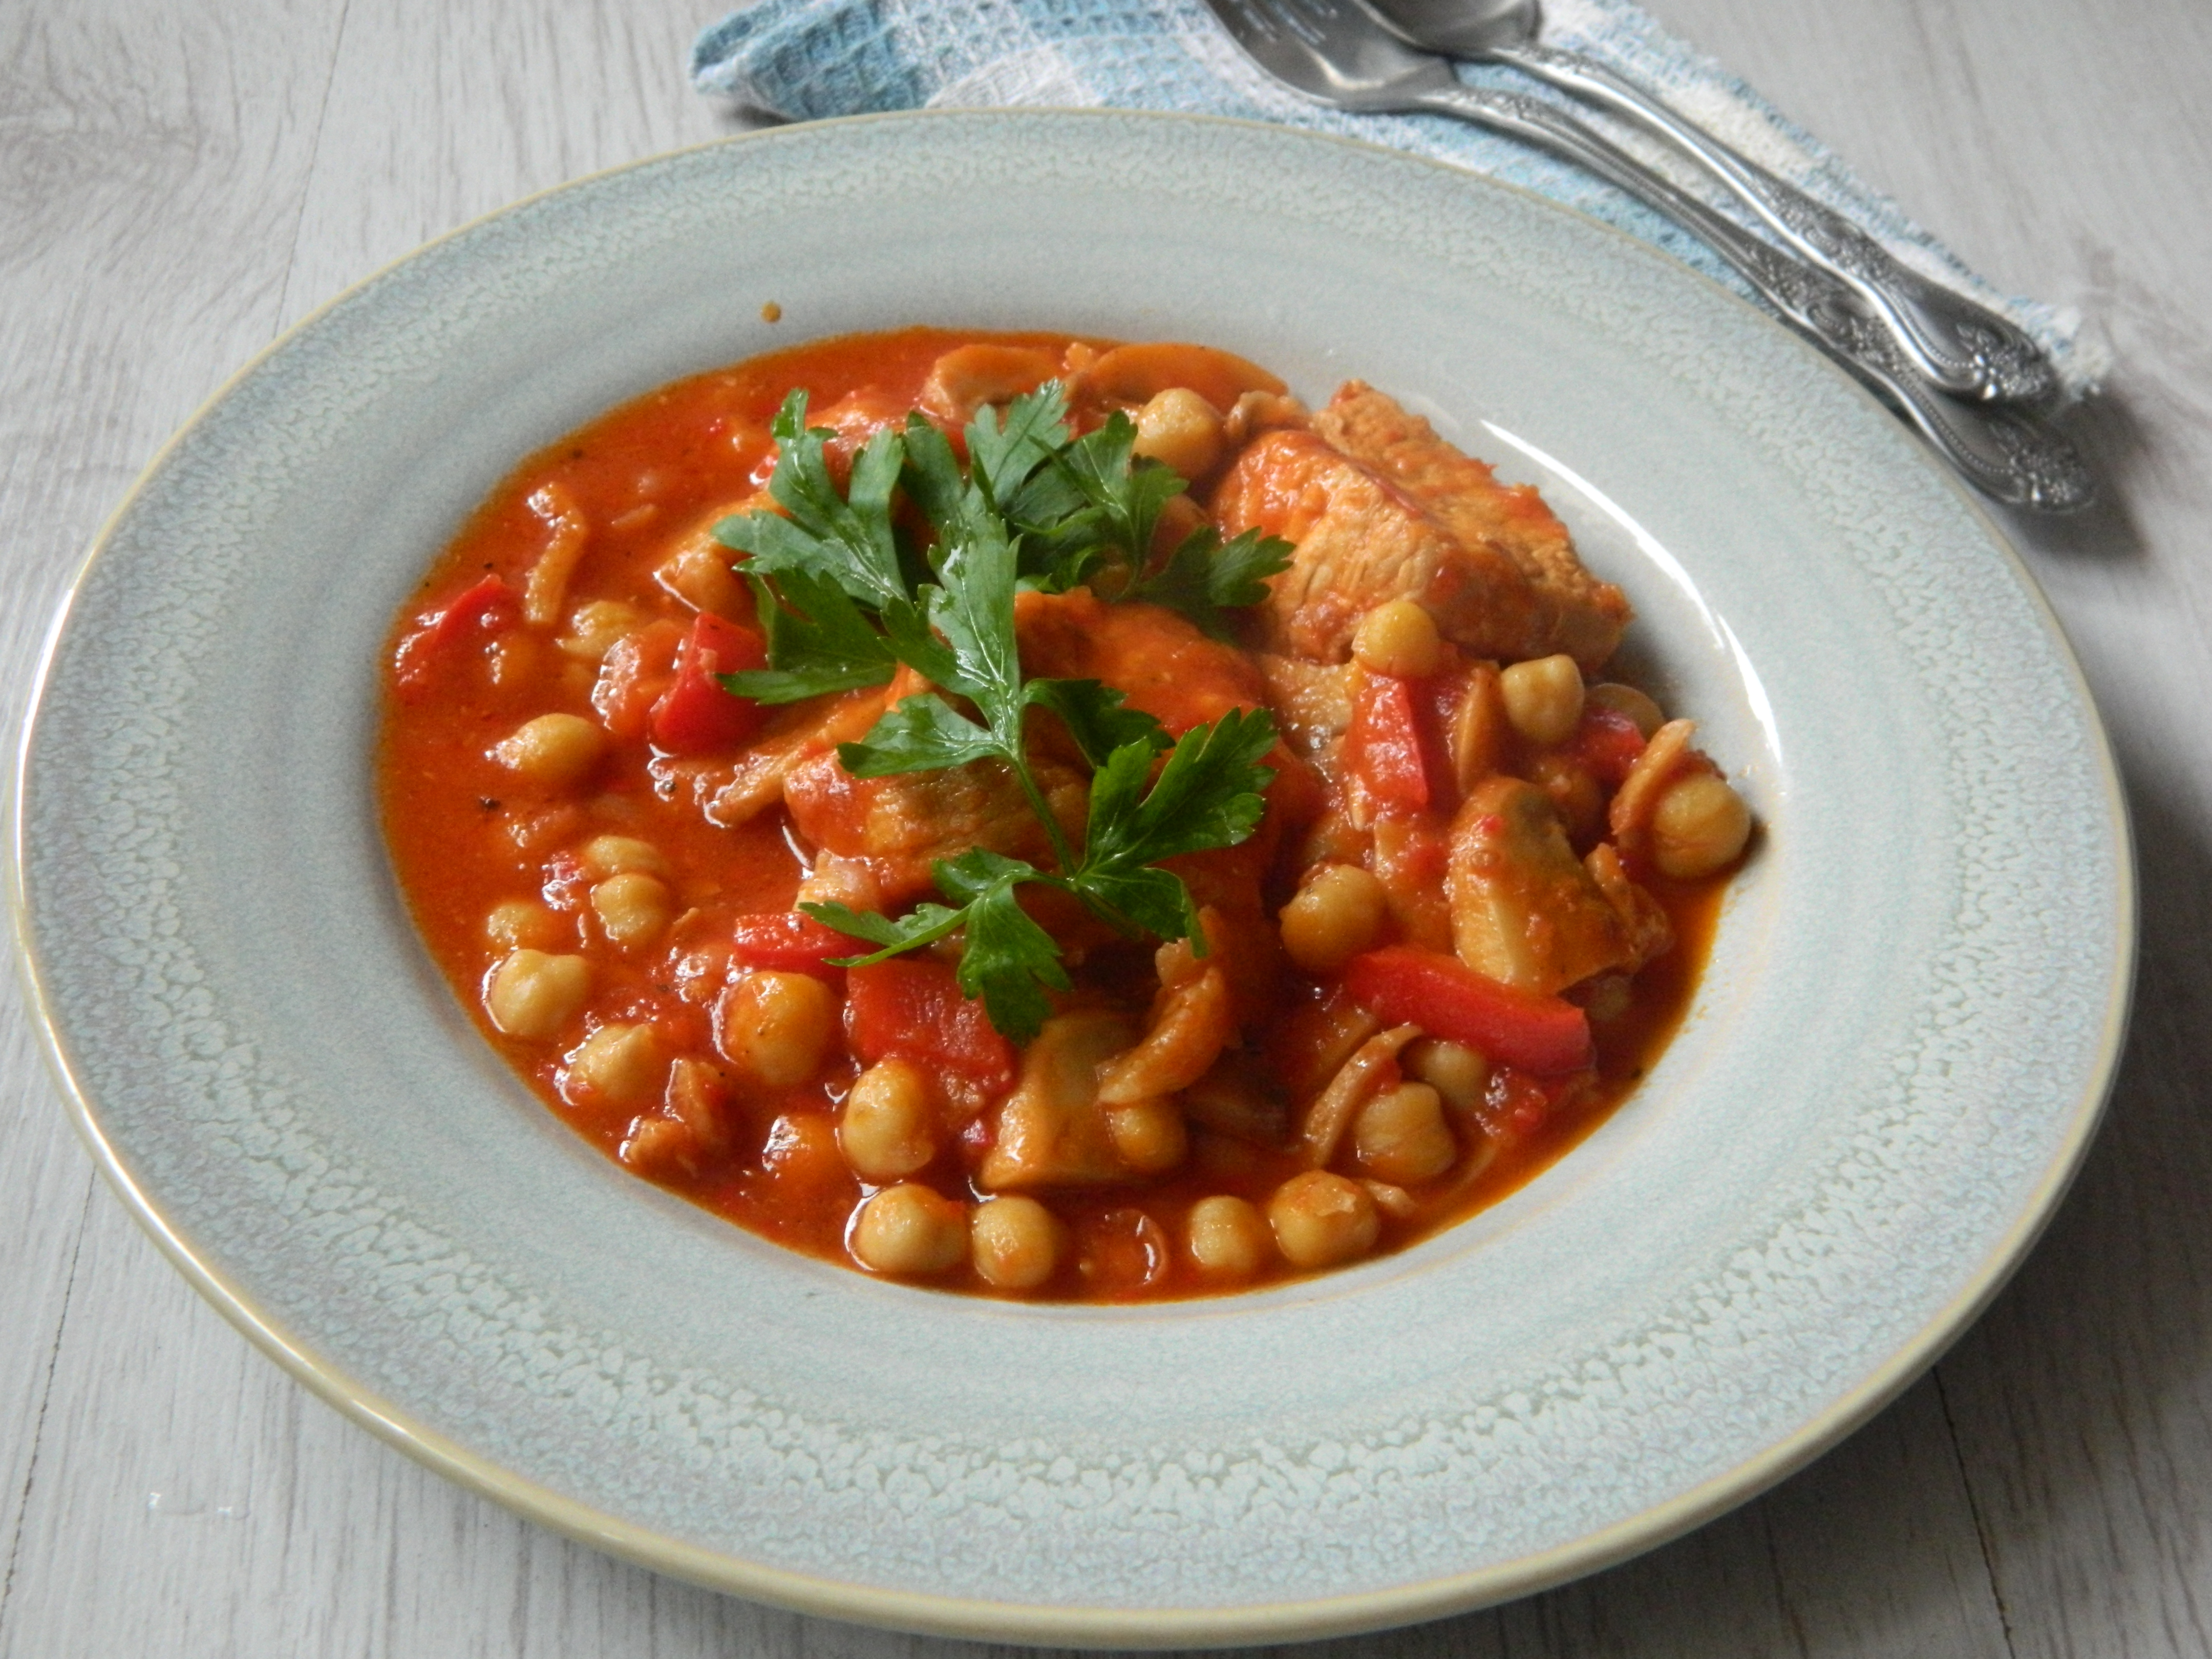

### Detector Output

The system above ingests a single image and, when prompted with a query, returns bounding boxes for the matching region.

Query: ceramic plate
[9,111,2132,1646]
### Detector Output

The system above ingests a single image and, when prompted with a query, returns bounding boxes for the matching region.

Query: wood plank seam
[1755,1498,1819,1659]
[273,0,358,330]
[1936,1365,2023,1659]
[0,1179,94,1629]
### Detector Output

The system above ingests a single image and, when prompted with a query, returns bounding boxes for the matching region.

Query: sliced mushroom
[1097,966,1235,1106]
[1445,776,1635,995]
[981,1011,1162,1190]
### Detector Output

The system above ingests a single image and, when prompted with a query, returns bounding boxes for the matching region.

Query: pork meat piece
[1313,384,1629,671]
[1213,428,1547,666]
[782,745,1087,908]
[1013,587,1269,736]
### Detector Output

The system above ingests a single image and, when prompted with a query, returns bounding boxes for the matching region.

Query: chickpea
[1586,680,1665,738]
[1405,1038,1490,1112]
[565,1022,669,1108]
[589,871,672,950]
[1278,863,1388,974]
[484,898,565,951]
[579,834,668,879]
[1351,599,1444,679]
[839,1059,938,1181]
[1499,654,1585,747]
[849,1184,968,1276]
[1362,1179,1419,1221]
[588,793,641,827]
[1651,771,1752,879]
[1105,1098,1188,1175]
[1267,1171,1380,1270]
[796,849,882,913]
[1131,387,1225,480]
[556,600,643,662]
[1077,1207,1171,1292]
[1352,1081,1457,1185]
[719,969,837,1089]
[971,1196,1064,1290]
[492,714,604,788]
[1185,1195,1271,1278]
[483,949,589,1039]
[656,540,750,620]
[505,804,581,855]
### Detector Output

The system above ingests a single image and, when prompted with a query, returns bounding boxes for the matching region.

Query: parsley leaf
[1024,678,1171,769]
[723,569,898,704]
[1056,709,1277,946]
[1057,708,1274,955]
[714,391,909,611]
[924,505,1023,713]
[1126,526,1294,639]
[966,385,1072,511]
[836,692,997,776]
[934,849,1071,1040]
[798,897,970,962]
[802,849,1070,1043]
[898,413,968,538]
[723,375,1289,1042]
[1083,705,1278,869]
[1043,412,1189,566]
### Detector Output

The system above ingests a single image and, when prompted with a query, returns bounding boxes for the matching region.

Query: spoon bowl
[1372,0,1539,55]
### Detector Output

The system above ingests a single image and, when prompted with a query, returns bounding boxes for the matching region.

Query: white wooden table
[5,1,2207,1652]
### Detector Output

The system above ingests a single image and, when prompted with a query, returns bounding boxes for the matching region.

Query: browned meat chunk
[1014,588,1268,736]
[1314,384,1629,671]
[782,745,1086,908]
[1447,776,1644,995]
[1213,428,1547,666]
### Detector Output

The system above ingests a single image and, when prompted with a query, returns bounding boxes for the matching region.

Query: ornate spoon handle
[1491,42,2059,408]
[1416,84,2094,510]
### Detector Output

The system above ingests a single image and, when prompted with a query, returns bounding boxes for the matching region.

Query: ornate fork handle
[1419,84,2093,510]
[1493,43,2059,408]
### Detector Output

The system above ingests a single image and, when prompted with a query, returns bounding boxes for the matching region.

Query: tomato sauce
[378,328,1733,1301]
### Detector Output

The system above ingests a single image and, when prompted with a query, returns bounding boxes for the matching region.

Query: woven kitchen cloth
[693,0,2102,399]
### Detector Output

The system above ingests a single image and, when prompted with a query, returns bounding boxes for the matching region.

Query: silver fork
[1204,0,2093,512]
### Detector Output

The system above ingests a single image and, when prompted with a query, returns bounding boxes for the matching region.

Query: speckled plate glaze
[10,111,2132,1646]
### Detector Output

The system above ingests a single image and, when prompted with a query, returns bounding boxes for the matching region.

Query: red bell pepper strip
[1570,704,1648,787]
[845,958,1017,1097]
[392,572,516,694]
[729,911,854,979]
[649,612,767,755]
[1346,672,1430,813]
[1344,946,1593,1075]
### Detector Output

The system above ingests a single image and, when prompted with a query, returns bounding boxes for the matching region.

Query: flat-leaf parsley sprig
[711,385,1288,1040]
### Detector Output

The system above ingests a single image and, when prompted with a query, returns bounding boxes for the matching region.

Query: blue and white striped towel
[693,0,2101,399]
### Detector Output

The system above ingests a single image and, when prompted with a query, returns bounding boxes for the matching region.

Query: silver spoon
[1204,0,2093,509]
[1367,0,2060,408]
